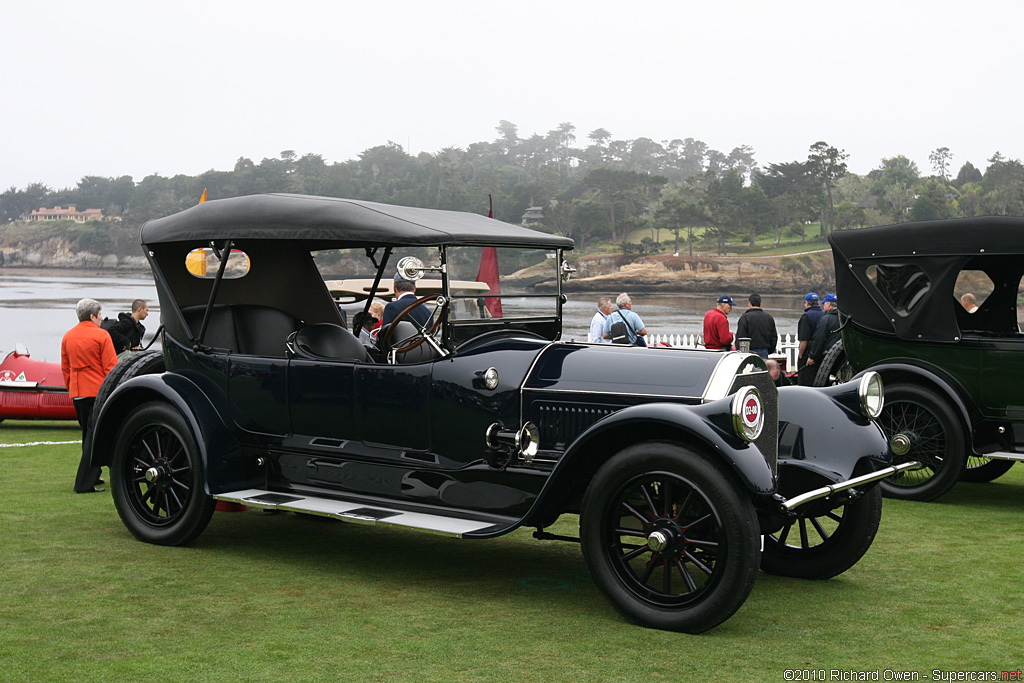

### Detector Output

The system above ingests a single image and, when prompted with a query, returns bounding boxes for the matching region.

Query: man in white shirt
[589,297,614,343]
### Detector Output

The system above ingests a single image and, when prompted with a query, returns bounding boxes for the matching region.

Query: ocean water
[1,270,806,362]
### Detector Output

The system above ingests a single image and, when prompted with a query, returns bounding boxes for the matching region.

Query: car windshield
[446,246,560,321]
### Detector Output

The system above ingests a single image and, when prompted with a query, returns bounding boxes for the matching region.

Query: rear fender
[777,384,890,483]
[89,373,254,495]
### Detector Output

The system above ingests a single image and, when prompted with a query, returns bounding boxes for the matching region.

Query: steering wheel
[381,295,448,355]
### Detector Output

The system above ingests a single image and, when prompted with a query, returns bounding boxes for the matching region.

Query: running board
[980,451,1024,462]
[213,489,504,538]
[779,461,923,511]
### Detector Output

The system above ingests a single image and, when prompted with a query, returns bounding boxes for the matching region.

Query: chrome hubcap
[145,467,161,483]
[891,432,913,457]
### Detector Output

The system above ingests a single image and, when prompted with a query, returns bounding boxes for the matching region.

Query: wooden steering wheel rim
[382,295,445,354]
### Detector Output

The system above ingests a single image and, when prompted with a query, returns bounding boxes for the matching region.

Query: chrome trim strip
[702,352,755,402]
[780,461,923,511]
[980,451,1024,462]
[523,386,703,401]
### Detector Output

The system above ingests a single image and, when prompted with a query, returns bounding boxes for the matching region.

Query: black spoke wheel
[111,402,215,546]
[580,442,759,633]
[762,484,882,580]
[877,384,965,501]
[961,456,1014,483]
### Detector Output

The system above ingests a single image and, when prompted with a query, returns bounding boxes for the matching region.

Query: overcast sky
[3,0,1022,191]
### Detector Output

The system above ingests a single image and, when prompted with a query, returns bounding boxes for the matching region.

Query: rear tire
[877,384,965,501]
[90,350,165,434]
[580,442,760,633]
[111,402,215,546]
[812,341,853,387]
[960,457,1014,483]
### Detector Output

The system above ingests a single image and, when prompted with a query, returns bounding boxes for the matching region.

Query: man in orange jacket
[62,298,118,493]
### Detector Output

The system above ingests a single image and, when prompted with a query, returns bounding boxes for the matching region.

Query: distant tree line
[2,122,1022,257]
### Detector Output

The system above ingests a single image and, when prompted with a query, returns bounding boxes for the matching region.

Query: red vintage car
[0,344,77,422]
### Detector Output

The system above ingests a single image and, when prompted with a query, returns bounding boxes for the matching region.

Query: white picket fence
[647,332,801,370]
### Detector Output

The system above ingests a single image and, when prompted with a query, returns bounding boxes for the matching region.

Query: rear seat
[181,304,300,357]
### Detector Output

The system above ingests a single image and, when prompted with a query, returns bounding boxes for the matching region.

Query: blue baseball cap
[717,295,736,305]
[804,292,819,303]
[823,293,837,304]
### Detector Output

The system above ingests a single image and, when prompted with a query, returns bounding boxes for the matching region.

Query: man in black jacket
[735,293,778,358]
[106,299,149,358]
[804,293,841,386]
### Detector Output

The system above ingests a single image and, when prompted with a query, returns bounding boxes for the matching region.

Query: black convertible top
[829,216,1024,343]
[141,194,574,249]
[828,215,1024,261]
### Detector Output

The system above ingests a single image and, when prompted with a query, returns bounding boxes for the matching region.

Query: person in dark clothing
[381,273,430,328]
[735,293,778,358]
[766,358,791,387]
[797,293,824,386]
[107,299,149,358]
[803,294,841,386]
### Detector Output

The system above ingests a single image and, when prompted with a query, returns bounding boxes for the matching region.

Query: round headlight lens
[483,367,499,390]
[731,385,764,442]
[858,371,884,419]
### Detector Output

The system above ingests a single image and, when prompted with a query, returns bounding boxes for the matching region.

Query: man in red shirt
[703,295,735,351]
[62,298,118,493]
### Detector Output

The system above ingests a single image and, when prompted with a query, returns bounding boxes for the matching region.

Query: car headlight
[858,371,884,420]
[731,385,764,442]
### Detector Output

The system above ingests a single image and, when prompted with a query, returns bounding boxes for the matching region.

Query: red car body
[0,346,77,421]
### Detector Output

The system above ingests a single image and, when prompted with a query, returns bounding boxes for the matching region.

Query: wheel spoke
[825,510,843,523]
[621,544,650,562]
[639,557,658,584]
[680,513,711,532]
[621,501,649,525]
[640,484,658,519]
[614,527,648,538]
[662,560,672,593]
[675,558,698,592]
[799,518,809,549]
[809,516,830,543]
[777,522,792,545]
[682,549,713,575]
[672,490,694,523]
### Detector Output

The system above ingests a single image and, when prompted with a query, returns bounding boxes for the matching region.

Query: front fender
[552,400,776,498]
[777,383,890,483]
[89,373,253,495]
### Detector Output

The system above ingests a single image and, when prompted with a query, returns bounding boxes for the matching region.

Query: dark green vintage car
[822,216,1024,501]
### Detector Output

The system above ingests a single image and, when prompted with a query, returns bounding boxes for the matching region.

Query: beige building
[28,206,103,222]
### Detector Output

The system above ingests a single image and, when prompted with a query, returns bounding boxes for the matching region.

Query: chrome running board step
[780,461,923,511]
[213,489,505,538]
[981,451,1024,462]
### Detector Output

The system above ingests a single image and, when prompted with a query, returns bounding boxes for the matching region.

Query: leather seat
[289,323,368,362]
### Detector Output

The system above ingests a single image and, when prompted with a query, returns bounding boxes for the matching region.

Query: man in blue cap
[381,272,431,328]
[804,293,841,385]
[703,294,735,351]
[797,292,824,385]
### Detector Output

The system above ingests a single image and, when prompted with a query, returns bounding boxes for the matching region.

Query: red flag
[475,247,503,318]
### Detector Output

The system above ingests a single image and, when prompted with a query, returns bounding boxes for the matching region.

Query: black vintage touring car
[89,194,915,633]
[822,217,1024,501]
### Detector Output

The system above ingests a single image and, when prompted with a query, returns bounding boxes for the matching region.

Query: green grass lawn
[2,421,1022,681]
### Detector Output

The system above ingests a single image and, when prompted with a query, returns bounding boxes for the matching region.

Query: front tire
[580,442,760,633]
[111,402,215,546]
[877,384,966,501]
[762,485,882,579]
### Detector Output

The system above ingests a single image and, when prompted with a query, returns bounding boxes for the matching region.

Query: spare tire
[89,350,166,433]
